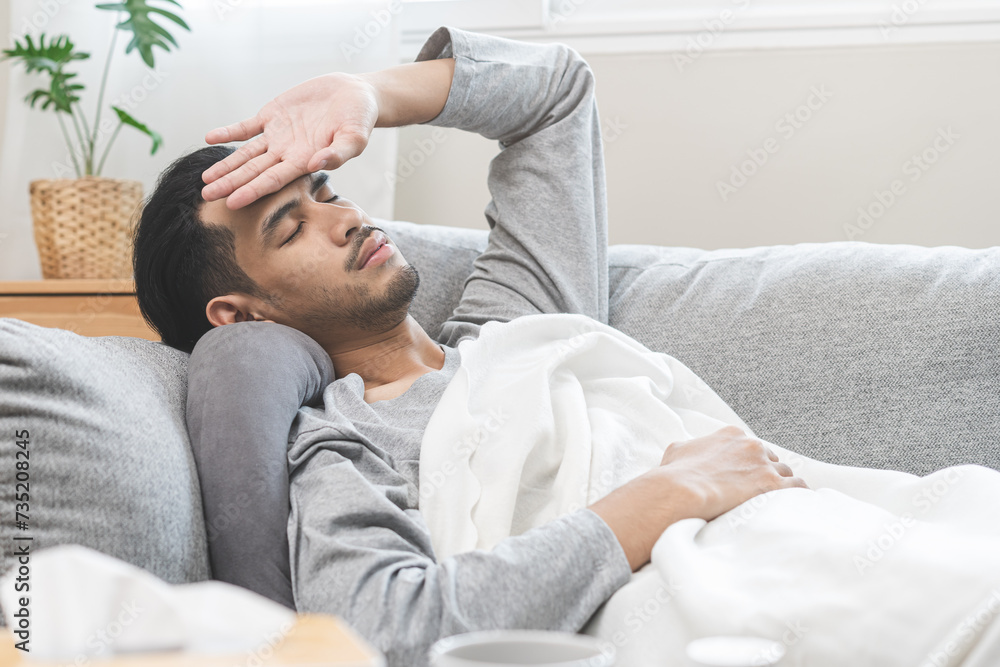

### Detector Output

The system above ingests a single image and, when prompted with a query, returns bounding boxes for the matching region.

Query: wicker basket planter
[29,176,143,279]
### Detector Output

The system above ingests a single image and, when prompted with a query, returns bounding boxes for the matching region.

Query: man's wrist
[588,468,701,571]
[359,58,455,128]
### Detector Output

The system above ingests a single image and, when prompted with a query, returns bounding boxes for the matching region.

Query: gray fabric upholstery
[0,319,210,589]
[607,242,1000,475]
[0,219,996,601]
[387,219,1000,474]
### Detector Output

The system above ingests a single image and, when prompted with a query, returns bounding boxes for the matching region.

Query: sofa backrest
[606,241,1000,475]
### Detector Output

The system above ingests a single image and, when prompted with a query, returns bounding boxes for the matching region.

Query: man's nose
[321,205,361,246]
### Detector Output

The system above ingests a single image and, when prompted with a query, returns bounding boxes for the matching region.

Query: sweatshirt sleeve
[288,431,631,667]
[413,27,610,345]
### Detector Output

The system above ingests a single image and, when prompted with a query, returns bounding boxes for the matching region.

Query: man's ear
[205,294,276,327]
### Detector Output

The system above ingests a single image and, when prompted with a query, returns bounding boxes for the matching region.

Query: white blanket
[419,313,1000,666]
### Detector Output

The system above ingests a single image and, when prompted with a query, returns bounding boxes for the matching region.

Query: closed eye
[280,222,303,247]
[280,196,338,247]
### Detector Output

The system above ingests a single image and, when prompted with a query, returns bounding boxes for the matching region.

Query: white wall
[4,3,998,261]
[394,39,1000,249]
[0,0,399,281]
[0,9,8,216]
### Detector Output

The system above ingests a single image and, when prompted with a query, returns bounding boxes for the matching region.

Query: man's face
[200,172,419,341]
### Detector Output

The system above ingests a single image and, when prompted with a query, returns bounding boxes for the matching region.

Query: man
[132,26,805,666]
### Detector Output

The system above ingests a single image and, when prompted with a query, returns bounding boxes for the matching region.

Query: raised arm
[420,27,610,335]
[200,60,454,209]
[201,27,608,329]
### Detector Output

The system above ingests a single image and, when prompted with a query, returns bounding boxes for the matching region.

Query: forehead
[200,174,314,246]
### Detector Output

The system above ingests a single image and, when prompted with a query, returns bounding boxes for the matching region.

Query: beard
[296,262,421,334]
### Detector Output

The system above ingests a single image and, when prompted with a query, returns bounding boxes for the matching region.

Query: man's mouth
[356,231,391,270]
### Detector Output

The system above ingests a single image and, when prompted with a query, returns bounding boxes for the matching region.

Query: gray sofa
[1,218,998,601]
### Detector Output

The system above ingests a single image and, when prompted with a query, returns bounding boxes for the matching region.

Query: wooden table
[0,615,384,667]
[0,279,159,340]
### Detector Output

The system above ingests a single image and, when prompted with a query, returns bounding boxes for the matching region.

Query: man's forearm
[361,58,455,128]
[590,427,810,572]
[589,469,699,572]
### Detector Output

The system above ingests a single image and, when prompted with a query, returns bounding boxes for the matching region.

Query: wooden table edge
[0,614,385,667]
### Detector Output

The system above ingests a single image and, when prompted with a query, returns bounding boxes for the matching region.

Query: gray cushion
[0,319,210,591]
[607,242,1000,475]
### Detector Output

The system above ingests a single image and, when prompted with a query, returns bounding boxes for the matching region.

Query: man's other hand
[655,425,808,522]
[589,425,809,571]
[201,73,379,210]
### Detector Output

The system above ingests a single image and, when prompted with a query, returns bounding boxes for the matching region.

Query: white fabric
[418,312,1000,666]
[0,0,399,280]
[0,544,295,660]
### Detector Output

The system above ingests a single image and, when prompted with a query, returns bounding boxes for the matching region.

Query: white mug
[429,630,615,667]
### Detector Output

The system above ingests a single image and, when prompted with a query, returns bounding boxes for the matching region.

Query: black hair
[132,145,273,353]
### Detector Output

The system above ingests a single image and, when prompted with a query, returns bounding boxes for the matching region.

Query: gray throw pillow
[0,317,210,619]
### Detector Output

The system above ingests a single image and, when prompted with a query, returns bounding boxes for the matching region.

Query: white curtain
[0,0,400,280]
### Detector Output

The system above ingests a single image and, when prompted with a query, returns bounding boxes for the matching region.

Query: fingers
[307,149,330,173]
[205,115,265,144]
[772,461,794,477]
[323,130,370,170]
[202,138,268,192]
[202,150,278,203]
[306,130,369,174]
[227,160,308,210]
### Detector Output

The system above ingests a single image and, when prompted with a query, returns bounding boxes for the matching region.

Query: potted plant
[1,0,189,279]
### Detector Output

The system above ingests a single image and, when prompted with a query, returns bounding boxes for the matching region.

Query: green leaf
[1,34,89,75]
[95,0,190,68]
[112,105,162,155]
[4,35,88,115]
[48,71,84,112]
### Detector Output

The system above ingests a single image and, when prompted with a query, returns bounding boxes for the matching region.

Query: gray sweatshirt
[185,26,632,667]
